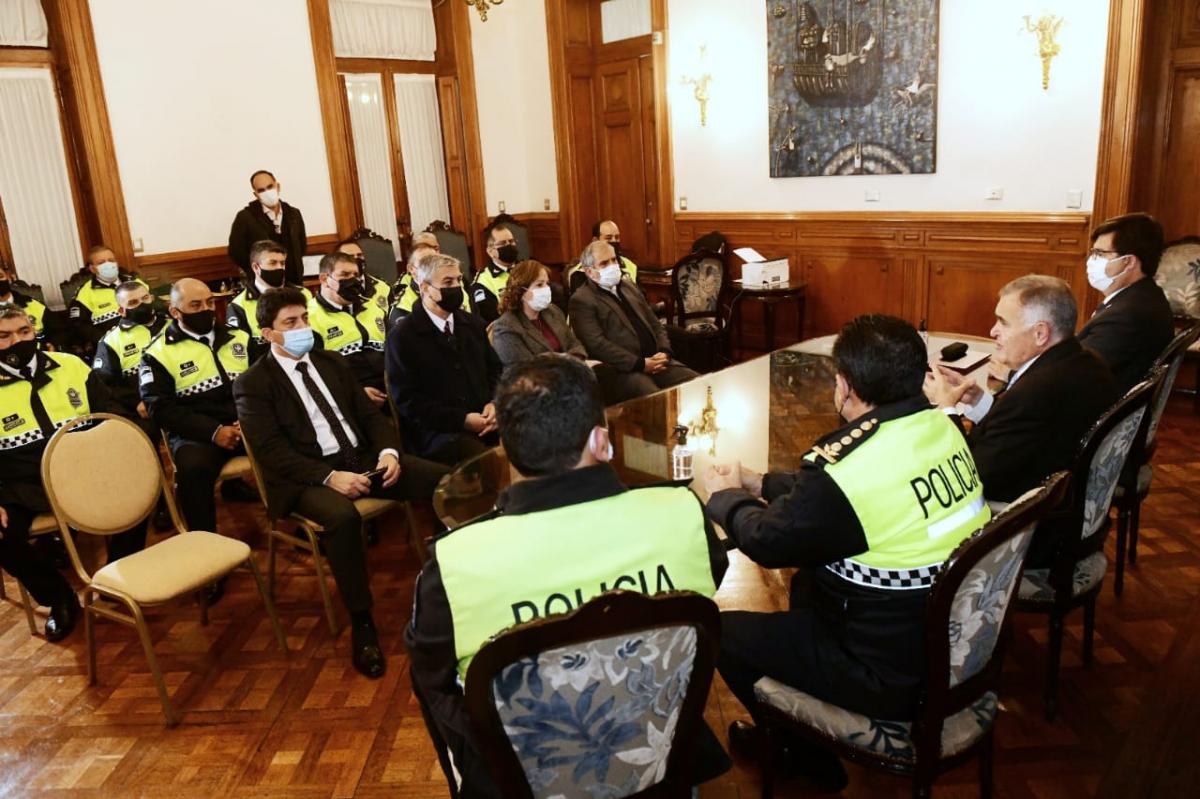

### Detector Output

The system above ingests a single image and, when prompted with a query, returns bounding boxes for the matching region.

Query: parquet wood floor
[1,398,1197,798]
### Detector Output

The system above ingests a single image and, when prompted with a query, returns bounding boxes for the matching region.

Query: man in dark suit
[569,240,697,401]
[927,275,1119,564]
[385,253,503,466]
[1079,213,1175,392]
[234,287,448,678]
[227,170,307,284]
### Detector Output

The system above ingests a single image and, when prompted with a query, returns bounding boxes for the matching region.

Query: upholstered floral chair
[1017,372,1158,720]
[465,591,720,799]
[666,249,730,372]
[1156,239,1200,319]
[1110,325,1200,595]
[752,473,1069,799]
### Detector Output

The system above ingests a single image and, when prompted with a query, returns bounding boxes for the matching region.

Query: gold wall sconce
[466,0,503,22]
[689,385,720,456]
[1023,14,1064,91]
[680,45,713,126]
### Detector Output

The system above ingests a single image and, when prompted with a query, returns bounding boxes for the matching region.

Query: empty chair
[1016,372,1158,719]
[666,248,730,372]
[40,413,287,725]
[465,590,721,798]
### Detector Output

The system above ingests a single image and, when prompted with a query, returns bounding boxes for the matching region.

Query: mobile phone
[362,466,387,490]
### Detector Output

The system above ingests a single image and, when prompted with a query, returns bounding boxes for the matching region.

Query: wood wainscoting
[134,233,341,288]
[673,211,1093,342]
[510,212,568,265]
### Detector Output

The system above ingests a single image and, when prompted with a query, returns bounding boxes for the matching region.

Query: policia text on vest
[510,563,681,625]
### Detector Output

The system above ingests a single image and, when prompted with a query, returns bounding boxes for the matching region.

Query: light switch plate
[864,189,880,202]
[986,187,1004,201]
[679,196,688,210]
[1066,189,1082,209]
[498,200,506,213]
[543,198,550,211]
[132,237,144,254]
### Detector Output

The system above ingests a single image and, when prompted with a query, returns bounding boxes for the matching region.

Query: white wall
[470,2,559,215]
[668,0,1110,212]
[89,0,337,255]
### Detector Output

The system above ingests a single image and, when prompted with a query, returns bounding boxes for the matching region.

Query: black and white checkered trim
[121,364,139,377]
[91,310,120,325]
[364,340,384,352]
[825,558,942,591]
[0,418,79,451]
[177,375,225,397]
[336,341,364,356]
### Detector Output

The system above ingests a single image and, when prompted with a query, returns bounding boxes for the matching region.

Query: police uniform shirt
[92,315,166,412]
[405,463,729,796]
[469,262,510,323]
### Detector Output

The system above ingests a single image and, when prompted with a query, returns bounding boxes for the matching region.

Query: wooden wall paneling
[546,0,586,258]
[595,58,654,265]
[512,212,566,265]
[1177,0,1200,45]
[1092,0,1152,229]
[1157,65,1200,238]
[135,234,340,288]
[802,251,906,338]
[924,255,1072,338]
[305,0,357,239]
[42,0,133,267]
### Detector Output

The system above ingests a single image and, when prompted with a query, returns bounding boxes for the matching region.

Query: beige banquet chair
[40,413,287,725]
[0,512,61,636]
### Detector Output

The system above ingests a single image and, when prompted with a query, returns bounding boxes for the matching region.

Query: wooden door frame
[546,0,673,264]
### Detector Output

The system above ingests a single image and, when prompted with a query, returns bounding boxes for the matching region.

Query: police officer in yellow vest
[470,222,520,323]
[227,240,312,362]
[407,355,731,798]
[0,262,48,345]
[0,307,138,641]
[335,238,393,316]
[69,244,148,356]
[140,278,251,536]
[592,219,639,283]
[703,314,990,790]
[308,252,389,406]
[93,281,166,439]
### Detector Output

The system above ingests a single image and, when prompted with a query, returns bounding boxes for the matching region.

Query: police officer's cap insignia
[232,343,246,358]
[66,388,83,409]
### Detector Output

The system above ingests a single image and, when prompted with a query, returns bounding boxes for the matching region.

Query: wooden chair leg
[0,568,7,600]
[979,736,995,799]
[245,557,288,653]
[1082,598,1097,668]
[1114,505,1128,597]
[305,527,341,636]
[267,531,278,599]
[1045,614,1064,721]
[404,502,428,566]
[18,583,38,636]
[129,602,177,725]
[1128,495,1143,565]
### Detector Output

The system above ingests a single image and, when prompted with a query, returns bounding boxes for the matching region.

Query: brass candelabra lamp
[689,385,720,456]
[466,0,503,22]
[1023,14,1064,91]
[680,45,712,126]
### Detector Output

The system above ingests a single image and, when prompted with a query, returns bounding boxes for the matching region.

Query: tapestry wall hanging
[767,0,939,177]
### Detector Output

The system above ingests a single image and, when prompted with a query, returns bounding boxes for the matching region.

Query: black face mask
[435,286,464,313]
[336,277,363,303]
[259,268,286,288]
[610,242,623,262]
[0,280,11,297]
[497,244,519,265]
[126,304,156,325]
[179,309,215,336]
[1,338,37,369]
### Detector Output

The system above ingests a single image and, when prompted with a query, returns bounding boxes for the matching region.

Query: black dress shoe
[729,720,848,793]
[351,620,387,679]
[45,595,81,642]
[201,578,226,607]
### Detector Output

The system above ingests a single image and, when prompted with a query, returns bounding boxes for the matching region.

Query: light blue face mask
[281,326,314,358]
[97,261,120,283]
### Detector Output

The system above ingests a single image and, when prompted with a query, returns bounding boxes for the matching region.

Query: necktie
[992,369,1017,401]
[295,361,360,471]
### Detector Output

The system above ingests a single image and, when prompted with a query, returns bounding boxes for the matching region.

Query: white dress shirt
[272,351,360,455]
[261,202,282,233]
[426,305,454,334]
[963,353,1042,423]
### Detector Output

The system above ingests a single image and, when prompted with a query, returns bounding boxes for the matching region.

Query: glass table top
[433,333,996,529]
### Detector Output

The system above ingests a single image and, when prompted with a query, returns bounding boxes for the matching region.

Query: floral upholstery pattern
[676,257,723,319]
[948,523,1036,686]
[1155,241,1200,318]
[1082,409,1145,539]
[1018,551,1108,603]
[1147,355,1186,446]
[1113,463,1152,499]
[754,679,998,761]
[491,625,698,798]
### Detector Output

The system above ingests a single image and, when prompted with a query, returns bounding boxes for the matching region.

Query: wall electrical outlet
[543,198,550,211]
[679,196,688,210]
[132,237,144,253]
[864,189,880,202]
[986,187,1004,201]
[1066,189,1083,209]
[498,200,506,213]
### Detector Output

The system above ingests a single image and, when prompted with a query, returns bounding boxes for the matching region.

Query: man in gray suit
[569,241,697,400]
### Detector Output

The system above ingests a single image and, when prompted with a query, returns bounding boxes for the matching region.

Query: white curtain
[0,0,48,47]
[0,69,84,308]
[600,0,651,44]
[393,74,450,235]
[331,0,435,61]
[343,73,403,257]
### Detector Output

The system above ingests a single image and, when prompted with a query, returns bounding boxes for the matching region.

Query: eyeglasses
[1087,248,1119,259]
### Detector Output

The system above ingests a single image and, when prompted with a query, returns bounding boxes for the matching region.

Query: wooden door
[1157,68,1200,238]
[595,57,658,265]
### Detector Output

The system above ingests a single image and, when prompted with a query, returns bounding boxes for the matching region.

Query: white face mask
[597,264,623,289]
[526,285,553,312]
[258,188,280,207]
[1086,254,1125,293]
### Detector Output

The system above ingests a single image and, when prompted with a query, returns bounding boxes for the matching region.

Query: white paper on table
[733,246,767,263]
